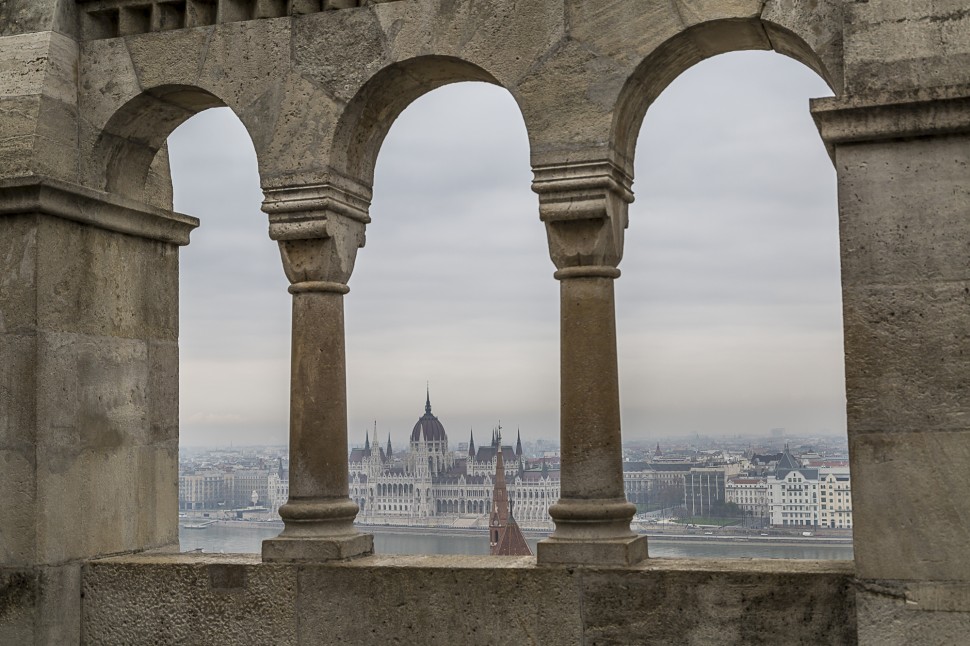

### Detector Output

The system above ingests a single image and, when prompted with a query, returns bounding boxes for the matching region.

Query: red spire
[488,429,532,556]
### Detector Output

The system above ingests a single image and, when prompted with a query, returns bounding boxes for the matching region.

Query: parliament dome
[411,392,447,443]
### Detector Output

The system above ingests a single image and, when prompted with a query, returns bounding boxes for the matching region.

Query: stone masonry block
[31,97,81,185]
[298,556,583,645]
[0,0,75,38]
[856,581,970,646]
[0,334,37,446]
[581,565,856,645]
[0,96,42,143]
[0,564,79,643]
[34,564,81,644]
[82,555,298,645]
[843,2,970,93]
[148,339,179,446]
[37,444,163,563]
[77,38,142,135]
[36,217,179,341]
[124,27,211,93]
[837,138,970,287]
[0,33,56,98]
[0,214,37,336]
[565,0,683,67]
[0,334,36,452]
[35,331,150,453]
[198,18,292,114]
[850,430,970,581]
[0,567,38,644]
[842,282,970,434]
[0,450,36,566]
[128,445,178,551]
[292,8,388,104]
[672,0,763,27]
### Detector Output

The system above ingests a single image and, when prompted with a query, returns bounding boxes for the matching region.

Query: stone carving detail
[79,0,402,40]
[532,161,633,277]
[263,183,371,289]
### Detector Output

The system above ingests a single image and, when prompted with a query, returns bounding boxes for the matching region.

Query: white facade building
[767,447,853,529]
[818,468,852,529]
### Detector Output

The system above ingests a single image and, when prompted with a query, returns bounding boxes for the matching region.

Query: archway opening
[166,107,291,547]
[346,81,556,552]
[617,51,849,557]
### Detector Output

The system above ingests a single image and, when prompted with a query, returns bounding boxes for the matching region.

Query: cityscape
[179,394,852,558]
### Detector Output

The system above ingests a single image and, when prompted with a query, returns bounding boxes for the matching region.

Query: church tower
[488,431,532,556]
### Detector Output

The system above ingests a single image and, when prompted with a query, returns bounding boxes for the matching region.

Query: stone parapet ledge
[0,176,199,244]
[81,553,858,645]
[812,85,970,156]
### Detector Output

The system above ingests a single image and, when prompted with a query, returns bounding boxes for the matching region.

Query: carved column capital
[262,182,372,292]
[532,160,633,279]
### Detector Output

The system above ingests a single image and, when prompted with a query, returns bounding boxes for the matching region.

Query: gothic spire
[364,429,370,453]
[469,429,476,457]
[515,428,522,456]
[488,430,531,556]
[425,383,432,415]
[386,432,392,458]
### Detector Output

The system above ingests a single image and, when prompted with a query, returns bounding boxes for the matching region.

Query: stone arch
[329,55,528,189]
[93,84,261,203]
[612,18,838,173]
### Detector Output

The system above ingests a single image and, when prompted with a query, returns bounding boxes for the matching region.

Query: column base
[536,534,648,566]
[261,532,373,562]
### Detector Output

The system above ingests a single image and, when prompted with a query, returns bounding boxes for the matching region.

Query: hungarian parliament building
[182,394,849,532]
[349,394,560,530]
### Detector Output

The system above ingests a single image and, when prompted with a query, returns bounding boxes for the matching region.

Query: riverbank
[186,518,852,548]
[179,523,853,560]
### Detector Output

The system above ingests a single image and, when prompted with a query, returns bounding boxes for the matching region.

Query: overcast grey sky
[170,51,843,448]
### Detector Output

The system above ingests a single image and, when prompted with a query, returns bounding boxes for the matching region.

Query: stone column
[533,161,648,566]
[813,92,970,642]
[260,182,374,562]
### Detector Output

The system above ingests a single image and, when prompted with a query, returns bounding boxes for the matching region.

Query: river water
[179,524,853,560]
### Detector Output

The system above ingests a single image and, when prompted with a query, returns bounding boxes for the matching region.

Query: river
[179,524,853,560]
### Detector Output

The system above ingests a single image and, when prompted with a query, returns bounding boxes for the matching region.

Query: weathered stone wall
[0,181,197,642]
[82,554,857,646]
[0,0,76,37]
[70,0,845,197]
[0,29,78,183]
[807,4,970,642]
[2,0,970,643]
[844,2,970,95]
